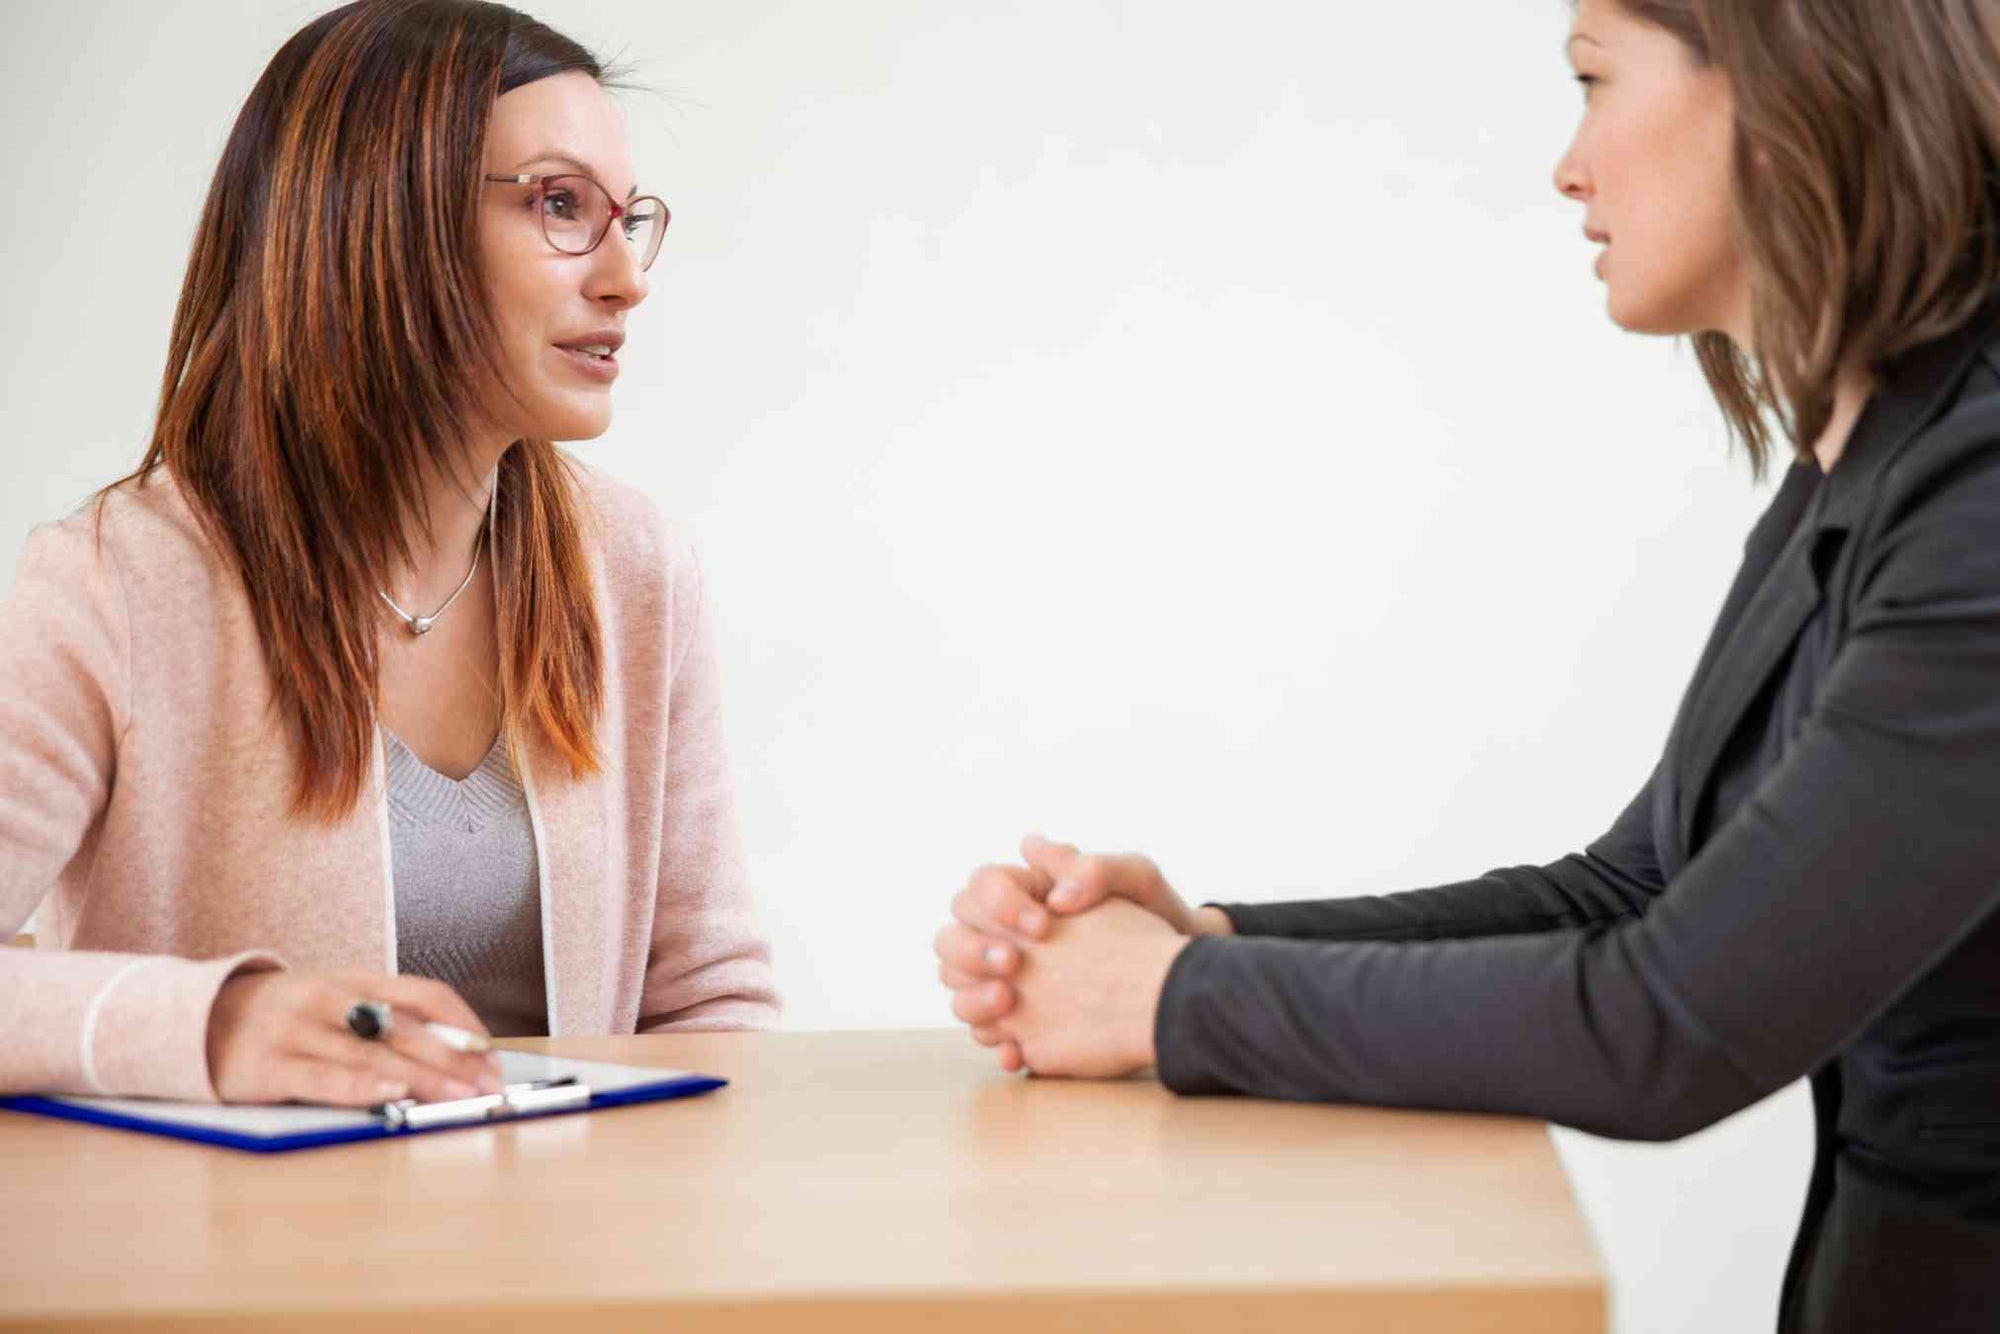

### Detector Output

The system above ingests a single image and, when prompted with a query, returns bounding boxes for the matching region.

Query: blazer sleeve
[0,515,278,1101]
[1211,763,1665,942]
[1155,408,2000,1141]
[636,541,781,1032]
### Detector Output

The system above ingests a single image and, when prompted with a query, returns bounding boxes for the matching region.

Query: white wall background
[0,2,1811,1329]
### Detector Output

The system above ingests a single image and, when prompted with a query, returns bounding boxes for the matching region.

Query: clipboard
[0,1049,725,1154]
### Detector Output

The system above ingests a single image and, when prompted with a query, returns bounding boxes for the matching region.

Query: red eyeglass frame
[483,172,670,271]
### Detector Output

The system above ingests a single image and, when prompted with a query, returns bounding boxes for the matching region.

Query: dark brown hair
[1615,0,2000,473]
[120,0,615,819]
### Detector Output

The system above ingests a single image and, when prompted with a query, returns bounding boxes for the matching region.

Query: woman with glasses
[936,0,2000,1327]
[0,0,776,1108]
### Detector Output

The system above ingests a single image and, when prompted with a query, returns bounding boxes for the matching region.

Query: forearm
[0,948,281,1099]
[1211,849,1653,943]
[1152,926,1760,1141]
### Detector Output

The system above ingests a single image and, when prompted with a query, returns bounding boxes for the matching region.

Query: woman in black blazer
[933,1,2000,1329]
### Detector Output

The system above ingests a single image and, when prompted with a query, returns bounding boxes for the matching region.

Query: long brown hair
[120,0,610,819]
[1616,0,2000,474]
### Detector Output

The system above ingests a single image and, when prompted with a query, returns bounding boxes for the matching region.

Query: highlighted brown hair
[121,0,610,819]
[1615,0,2000,473]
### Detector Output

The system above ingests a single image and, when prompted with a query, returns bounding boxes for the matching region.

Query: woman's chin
[528,402,614,443]
[1602,278,1728,339]
[1605,292,1700,338]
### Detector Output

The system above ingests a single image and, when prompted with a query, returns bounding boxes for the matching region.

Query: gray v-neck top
[384,730,549,1038]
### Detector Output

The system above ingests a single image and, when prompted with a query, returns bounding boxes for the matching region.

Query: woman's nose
[587,238,649,310]
[1553,142,1590,202]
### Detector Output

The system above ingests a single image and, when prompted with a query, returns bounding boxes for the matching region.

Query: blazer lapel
[1669,495,1828,858]
[1652,462,1820,876]
[1674,461,1822,721]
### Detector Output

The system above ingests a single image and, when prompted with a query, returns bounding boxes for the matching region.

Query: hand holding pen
[205,968,505,1107]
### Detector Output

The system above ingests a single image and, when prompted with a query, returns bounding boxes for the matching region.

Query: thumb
[1021,834,1108,914]
[1020,833,1080,885]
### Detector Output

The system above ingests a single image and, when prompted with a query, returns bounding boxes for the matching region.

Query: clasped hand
[933,834,1231,1077]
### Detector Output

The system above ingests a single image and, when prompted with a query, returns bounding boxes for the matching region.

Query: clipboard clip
[373,1076,590,1131]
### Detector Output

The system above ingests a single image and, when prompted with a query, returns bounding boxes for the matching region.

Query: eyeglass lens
[539,174,666,269]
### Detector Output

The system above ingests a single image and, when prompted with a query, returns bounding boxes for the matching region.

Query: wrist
[205,965,282,1098]
[1132,933,1193,1069]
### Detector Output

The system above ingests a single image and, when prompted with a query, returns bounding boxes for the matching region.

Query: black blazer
[1154,307,2000,1332]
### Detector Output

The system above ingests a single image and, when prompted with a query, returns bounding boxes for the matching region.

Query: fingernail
[1019,906,1047,934]
[1049,879,1079,909]
[983,945,1010,969]
[446,1079,479,1100]
[375,1081,409,1102]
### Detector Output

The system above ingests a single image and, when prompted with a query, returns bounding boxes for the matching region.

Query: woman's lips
[555,344,619,382]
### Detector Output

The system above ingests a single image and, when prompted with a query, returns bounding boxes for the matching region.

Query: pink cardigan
[0,461,779,1101]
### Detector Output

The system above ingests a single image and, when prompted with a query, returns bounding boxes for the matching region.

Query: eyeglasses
[483,172,669,271]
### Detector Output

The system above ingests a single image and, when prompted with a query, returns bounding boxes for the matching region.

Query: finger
[956,865,1052,940]
[1047,853,1112,913]
[933,922,1018,977]
[294,1023,485,1103]
[1019,833,1082,888]
[383,1022,503,1093]
[294,981,487,1099]
[280,1057,412,1109]
[316,976,500,1088]
[997,1040,1024,1073]
[940,964,984,989]
[1048,849,1162,915]
[969,1023,1009,1048]
[336,971,491,1039]
[952,885,1037,943]
[951,980,1015,1026]
[335,987,502,1089]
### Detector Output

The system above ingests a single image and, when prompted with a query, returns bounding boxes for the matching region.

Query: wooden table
[0,1029,1604,1331]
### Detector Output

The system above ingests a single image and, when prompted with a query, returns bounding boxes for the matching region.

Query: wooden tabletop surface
[1,1028,1605,1332]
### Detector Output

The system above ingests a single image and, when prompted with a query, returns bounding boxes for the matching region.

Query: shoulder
[565,454,698,577]
[560,454,708,655]
[1858,348,2000,609]
[1883,343,2000,492]
[5,468,223,712]
[15,468,216,603]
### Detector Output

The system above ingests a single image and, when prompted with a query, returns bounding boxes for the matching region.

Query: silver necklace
[379,486,495,638]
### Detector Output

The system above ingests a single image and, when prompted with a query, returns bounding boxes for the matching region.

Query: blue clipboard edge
[0,1072,727,1155]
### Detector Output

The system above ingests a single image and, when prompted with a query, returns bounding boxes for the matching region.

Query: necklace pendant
[379,487,492,640]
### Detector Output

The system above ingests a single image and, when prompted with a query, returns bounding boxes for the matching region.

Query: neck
[387,439,513,605]
[1812,369,1874,474]
[1719,310,1873,476]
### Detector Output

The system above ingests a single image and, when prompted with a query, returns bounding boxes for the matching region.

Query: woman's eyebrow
[512,151,638,200]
